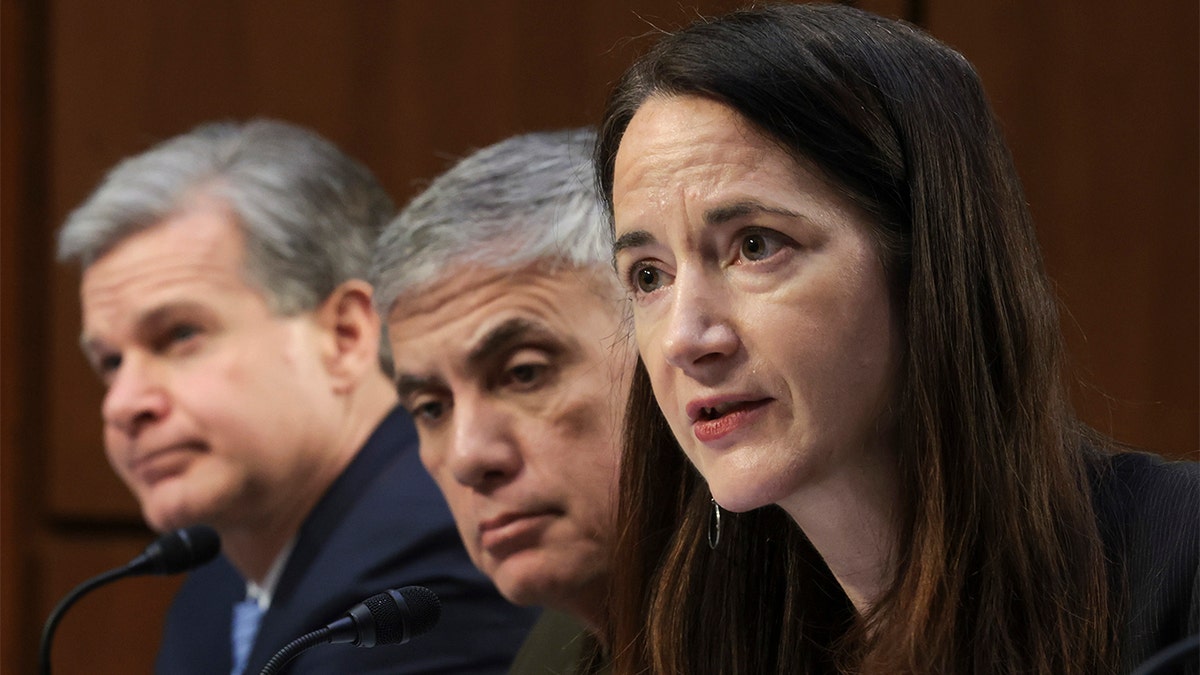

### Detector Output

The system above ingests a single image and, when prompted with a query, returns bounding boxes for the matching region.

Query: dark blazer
[1093,451,1200,674]
[155,406,540,674]
[507,610,607,675]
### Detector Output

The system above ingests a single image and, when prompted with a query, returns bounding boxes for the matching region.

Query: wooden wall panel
[35,534,184,674]
[4,0,1195,672]
[2,0,47,672]
[926,0,1199,460]
[15,1,750,671]
[42,0,747,520]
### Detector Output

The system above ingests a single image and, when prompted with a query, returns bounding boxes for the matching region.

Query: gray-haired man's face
[386,263,633,627]
[80,204,349,534]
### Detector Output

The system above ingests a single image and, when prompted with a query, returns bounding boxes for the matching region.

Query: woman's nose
[660,269,739,374]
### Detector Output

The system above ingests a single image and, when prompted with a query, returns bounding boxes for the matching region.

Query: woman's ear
[313,279,382,392]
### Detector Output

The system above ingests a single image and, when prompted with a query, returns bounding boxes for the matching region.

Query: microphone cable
[258,586,440,675]
[38,525,220,675]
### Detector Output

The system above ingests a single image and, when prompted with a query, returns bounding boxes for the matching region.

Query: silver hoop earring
[708,498,721,549]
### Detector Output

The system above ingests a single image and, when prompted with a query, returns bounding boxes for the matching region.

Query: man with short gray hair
[58,119,537,674]
[372,128,633,672]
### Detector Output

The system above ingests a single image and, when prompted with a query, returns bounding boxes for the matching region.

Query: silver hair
[58,119,395,316]
[370,127,612,318]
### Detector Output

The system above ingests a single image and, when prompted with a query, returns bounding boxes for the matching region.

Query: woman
[594,4,1198,674]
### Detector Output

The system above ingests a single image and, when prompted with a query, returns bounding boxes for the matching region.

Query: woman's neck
[776,445,900,614]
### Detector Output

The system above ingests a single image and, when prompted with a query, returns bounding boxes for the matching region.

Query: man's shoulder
[508,610,603,675]
[276,406,461,616]
[309,406,454,559]
[255,407,539,673]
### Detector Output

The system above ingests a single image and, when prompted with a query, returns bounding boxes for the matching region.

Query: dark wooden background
[3,1,1195,672]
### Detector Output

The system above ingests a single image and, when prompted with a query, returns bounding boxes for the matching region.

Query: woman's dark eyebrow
[704,201,799,225]
[613,202,801,257]
[613,230,656,257]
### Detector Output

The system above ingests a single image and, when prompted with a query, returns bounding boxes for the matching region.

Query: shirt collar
[244,537,295,611]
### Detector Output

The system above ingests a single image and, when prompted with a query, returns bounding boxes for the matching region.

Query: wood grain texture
[4,1,1195,672]
[927,0,1199,460]
[35,534,184,674]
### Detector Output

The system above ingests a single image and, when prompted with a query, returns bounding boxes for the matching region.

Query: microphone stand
[257,586,441,675]
[38,563,140,675]
[258,627,334,675]
[38,525,220,675]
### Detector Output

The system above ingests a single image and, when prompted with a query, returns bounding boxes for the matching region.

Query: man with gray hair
[371,128,633,672]
[58,119,537,674]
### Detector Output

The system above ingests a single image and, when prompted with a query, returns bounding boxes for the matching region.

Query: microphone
[258,586,441,675]
[38,525,221,675]
[127,523,222,574]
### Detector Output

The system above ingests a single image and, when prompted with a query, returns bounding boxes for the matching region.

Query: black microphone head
[348,586,441,647]
[394,586,440,639]
[131,525,221,575]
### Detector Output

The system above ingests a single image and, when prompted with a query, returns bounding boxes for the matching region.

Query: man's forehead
[466,316,564,361]
[386,263,515,319]
[83,206,248,289]
[391,260,617,317]
[82,297,208,343]
[385,262,618,373]
[393,312,563,374]
[392,314,570,403]
[79,215,276,351]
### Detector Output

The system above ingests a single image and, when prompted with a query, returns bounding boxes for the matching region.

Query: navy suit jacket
[155,406,539,674]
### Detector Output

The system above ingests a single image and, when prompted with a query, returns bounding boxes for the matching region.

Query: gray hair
[370,128,611,318]
[58,119,395,316]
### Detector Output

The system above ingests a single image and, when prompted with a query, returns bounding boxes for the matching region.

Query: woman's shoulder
[1090,448,1199,554]
[1092,450,1200,519]
[1089,449,1199,670]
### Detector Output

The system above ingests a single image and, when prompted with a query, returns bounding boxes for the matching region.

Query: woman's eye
[739,231,782,261]
[632,264,666,294]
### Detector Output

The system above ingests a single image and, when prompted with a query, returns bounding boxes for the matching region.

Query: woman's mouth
[690,399,772,444]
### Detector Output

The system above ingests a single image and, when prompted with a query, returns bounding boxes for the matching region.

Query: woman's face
[611,95,901,514]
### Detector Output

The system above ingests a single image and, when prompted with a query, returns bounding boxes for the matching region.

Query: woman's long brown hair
[596,4,1116,673]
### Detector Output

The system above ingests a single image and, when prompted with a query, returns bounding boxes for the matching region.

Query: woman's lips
[691,399,771,443]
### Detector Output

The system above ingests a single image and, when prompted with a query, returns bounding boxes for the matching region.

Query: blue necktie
[231,596,264,675]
